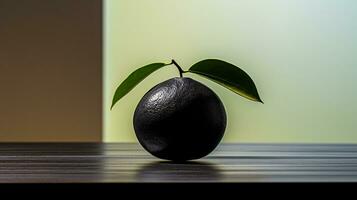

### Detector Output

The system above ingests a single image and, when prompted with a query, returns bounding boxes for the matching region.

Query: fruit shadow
[135,160,222,182]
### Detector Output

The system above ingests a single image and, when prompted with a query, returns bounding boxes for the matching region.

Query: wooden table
[1,143,356,183]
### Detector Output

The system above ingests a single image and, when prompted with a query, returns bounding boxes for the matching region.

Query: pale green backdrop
[104,0,357,143]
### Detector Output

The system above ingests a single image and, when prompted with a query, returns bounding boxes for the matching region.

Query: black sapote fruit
[111,59,263,161]
[134,77,226,161]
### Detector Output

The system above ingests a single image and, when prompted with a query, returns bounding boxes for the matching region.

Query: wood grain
[0,143,356,183]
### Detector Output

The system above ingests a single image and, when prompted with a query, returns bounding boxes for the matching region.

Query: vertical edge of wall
[101,0,108,142]
[0,0,103,142]
[98,0,104,142]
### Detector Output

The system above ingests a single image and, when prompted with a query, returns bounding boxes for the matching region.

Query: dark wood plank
[0,143,357,183]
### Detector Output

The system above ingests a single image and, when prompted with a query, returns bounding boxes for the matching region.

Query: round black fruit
[133,77,227,161]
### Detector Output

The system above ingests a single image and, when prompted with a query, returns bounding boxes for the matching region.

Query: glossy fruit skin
[133,77,227,161]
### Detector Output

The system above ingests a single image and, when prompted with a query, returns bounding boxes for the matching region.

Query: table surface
[0,143,357,183]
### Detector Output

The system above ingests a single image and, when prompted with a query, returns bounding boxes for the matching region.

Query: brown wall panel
[0,0,102,142]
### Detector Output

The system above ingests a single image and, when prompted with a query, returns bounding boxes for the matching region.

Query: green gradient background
[104,0,357,143]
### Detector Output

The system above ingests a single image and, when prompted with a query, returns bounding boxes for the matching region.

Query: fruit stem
[171,59,184,78]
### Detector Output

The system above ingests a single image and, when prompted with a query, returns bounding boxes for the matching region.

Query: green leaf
[188,59,263,103]
[111,63,168,109]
